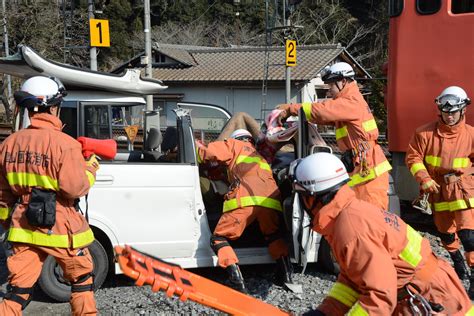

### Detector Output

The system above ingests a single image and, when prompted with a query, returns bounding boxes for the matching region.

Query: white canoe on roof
[0,45,167,95]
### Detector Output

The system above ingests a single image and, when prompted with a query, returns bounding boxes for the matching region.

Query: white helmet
[290,152,349,195]
[230,129,253,141]
[19,76,66,110]
[321,62,355,84]
[435,86,471,113]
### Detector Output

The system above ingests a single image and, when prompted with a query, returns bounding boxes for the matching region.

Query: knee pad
[71,272,94,293]
[438,232,456,245]
[458,229,474,252]
[210,235,230,254]
[4,285,34,310]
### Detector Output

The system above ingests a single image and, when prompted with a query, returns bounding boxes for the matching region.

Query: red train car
[387,0,474,201]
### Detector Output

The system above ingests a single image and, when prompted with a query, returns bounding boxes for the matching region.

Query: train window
[452,0,474,13]
[389,0,404,17]
[416,0,441,15]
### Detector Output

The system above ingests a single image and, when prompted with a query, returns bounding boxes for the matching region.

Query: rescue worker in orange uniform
[292,152,472,315]
[277,62,391,210]
[0,76,99,315]
[196,129,290,293]
[405,86,474,297]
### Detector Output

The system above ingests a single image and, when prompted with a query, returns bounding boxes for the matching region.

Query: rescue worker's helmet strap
[17,76,67,113]
[435,86,471,113]
[321,62,355,84]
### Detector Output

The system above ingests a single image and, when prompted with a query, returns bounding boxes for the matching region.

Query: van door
[79,103,203,267]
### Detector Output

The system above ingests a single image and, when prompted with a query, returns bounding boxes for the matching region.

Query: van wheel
[38,240,108,302]
[318,237,340,275]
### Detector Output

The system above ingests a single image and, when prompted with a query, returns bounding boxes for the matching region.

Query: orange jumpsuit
[285,81,391,209]
[312,185,472,315]
[406,117,474,266]
[197,138,288,268]
[0,113,97,315]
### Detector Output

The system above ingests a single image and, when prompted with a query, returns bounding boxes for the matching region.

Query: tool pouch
[340,150,355,173]
[26,188,56,228]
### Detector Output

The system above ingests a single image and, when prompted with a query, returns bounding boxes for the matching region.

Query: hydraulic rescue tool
[114,245,291,316]
[77,136,117,160]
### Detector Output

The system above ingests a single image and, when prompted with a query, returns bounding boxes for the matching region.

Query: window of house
[155,54,166,63]
[452,0,474,13]
[389,0,404,17]
[416,0,441,14]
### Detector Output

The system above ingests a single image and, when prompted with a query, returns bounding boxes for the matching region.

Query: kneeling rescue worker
[0,76,99,315]
[277,62,391,210]
[292,152,472,315]
[405,86,474,298]
[196,129,291,293]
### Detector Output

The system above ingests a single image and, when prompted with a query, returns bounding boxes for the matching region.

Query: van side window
[60,108,78,138]
[84,105,110,139]
[389,0,404,17]
[452,0,474,13]
[416,0,441,15]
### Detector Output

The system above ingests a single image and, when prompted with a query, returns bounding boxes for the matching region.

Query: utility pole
[144,0,153,111]
[283,0,291,103]
[88,0,97,71]
[2,0,11,98]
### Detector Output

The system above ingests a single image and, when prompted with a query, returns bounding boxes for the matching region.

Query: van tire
[318,237,340,275]
[38,240,108,302]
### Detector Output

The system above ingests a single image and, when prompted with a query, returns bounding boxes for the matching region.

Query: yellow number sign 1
[90,19,110,47]
[286,40,297,67]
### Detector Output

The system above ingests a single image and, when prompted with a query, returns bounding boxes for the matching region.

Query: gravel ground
[0,224,471,315]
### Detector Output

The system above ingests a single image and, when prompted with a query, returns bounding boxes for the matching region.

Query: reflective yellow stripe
[336,119,377,141]
[399,226,422,268]
[453,158,469,168]
[72,229,95,248]
[347,302,369,316]
[6,172,59,191]
[8,227,94,248]
[86,170,95,187]
[433,198,474,212]
[8,227,69,247]
[223,196,282,212]
[236,155,271,171]
[410,162,427,176]
[425,155,441,167]
[348,160,392,187]
[196,147,203,164]
[362,119,377,132]
[302,102,312,121]
[328,282,359,307]
[335,126,348,140]
[0,207,12,220]
[466,305,474,316]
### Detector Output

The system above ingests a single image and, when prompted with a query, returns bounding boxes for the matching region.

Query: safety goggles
[435,94,467,107]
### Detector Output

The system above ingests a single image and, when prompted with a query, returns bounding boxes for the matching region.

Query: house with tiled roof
[113,43,371,122]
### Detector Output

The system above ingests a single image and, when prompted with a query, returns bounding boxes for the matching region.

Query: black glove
[14,91,39,110]
[302,310,325,316]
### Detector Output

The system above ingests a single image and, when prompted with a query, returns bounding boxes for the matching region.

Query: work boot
[225,264,248,294]
[273,256,293,286]
[449,250,469,280]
